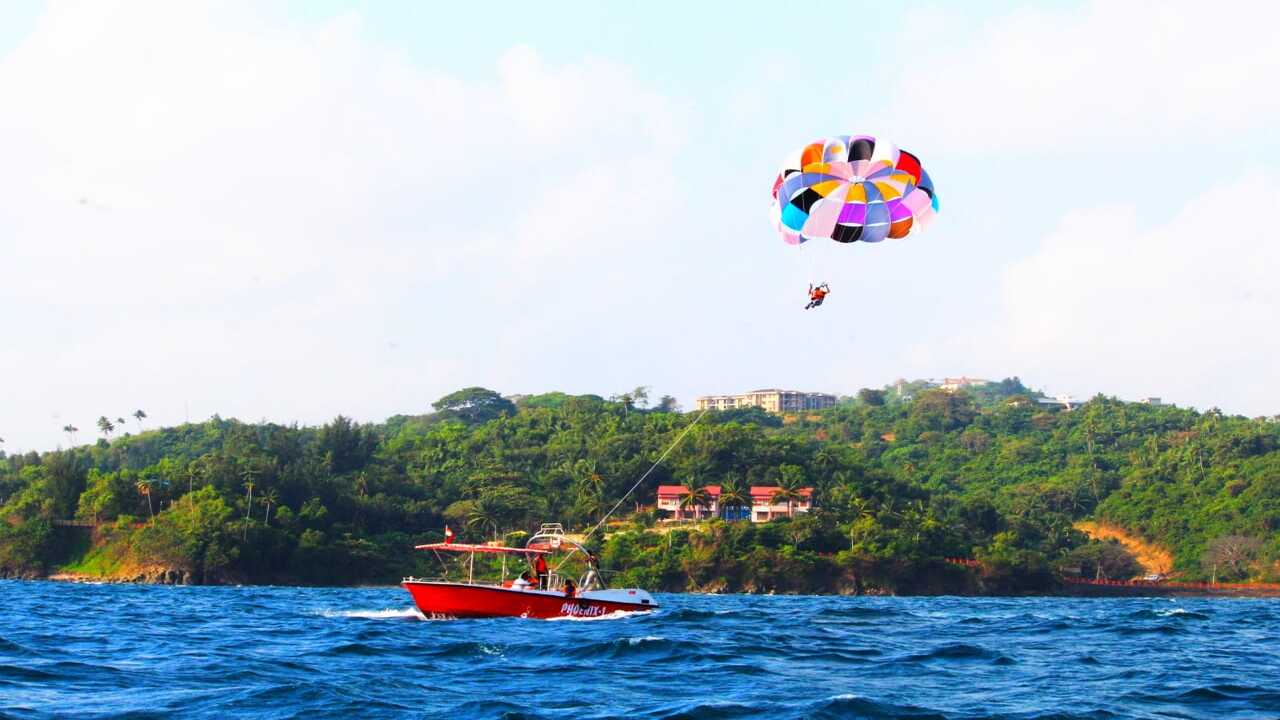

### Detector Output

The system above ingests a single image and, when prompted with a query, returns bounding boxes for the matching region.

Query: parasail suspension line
[584,407,710,539]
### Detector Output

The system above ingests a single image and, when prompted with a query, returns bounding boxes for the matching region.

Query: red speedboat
[402,524,659,619]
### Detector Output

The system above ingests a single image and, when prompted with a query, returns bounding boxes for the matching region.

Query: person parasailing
[805,283,830,310]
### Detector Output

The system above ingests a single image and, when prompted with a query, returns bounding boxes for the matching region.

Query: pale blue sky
[2,1,1277,452]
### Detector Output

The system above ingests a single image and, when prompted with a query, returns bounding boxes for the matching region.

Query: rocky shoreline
[3,566,195,585]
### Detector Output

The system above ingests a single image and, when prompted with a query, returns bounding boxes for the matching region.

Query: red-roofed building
[748,486,814,523]
[656,485,721,520]
[656,484,813,522]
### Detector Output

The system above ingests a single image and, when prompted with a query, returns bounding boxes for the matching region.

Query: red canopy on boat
[414,542,550,555]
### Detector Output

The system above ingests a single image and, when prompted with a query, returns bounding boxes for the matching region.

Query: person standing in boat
[582,551,602,590]
[534,554,549,590]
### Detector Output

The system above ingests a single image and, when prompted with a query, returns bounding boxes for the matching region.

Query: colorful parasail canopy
[769,135,938,245]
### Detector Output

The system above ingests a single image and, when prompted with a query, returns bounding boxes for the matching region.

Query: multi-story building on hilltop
[694,389,836,413]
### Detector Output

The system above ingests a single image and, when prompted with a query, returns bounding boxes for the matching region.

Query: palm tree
[240,479,256,540]
[631,386,650,409]
[132,409,147,431]
[771,474,807,519]
[259,488,280,525]
[96,416,114,440]
[718,477,749,520]
[115,417,128,431]
[848,496,876,549]
[185,463,200,522]
[136,479,154,520]
[63,425,79,445]
[467,496,501,541]
[614,393,635,417]
[677,479,710,521]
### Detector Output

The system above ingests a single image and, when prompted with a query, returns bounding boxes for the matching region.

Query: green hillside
[2,382,1277,593]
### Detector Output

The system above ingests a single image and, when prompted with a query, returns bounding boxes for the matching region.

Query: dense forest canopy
[2,379,1277,591]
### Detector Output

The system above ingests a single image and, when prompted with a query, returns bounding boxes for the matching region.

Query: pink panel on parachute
[825,162,853,180]
[800,184,849,240]
[901,188,931,215]
[914,204,935,229]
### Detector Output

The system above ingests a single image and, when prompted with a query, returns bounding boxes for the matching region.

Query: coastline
[14,572,1280,598]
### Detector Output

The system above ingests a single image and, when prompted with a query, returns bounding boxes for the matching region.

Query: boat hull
[402,580,658,619]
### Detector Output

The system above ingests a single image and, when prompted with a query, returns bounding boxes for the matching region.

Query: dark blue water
[2,581,1278,719]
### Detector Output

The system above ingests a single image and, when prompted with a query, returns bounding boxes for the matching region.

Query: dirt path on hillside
[1075,521,1174,574]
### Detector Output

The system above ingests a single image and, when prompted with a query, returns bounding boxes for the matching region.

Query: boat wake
[318,607,427,621]
[545,609,651,622]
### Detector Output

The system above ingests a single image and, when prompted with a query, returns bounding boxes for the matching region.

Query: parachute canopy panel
[769,135,938,246]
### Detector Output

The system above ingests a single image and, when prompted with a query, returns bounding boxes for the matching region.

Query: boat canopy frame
[407,523,602,591]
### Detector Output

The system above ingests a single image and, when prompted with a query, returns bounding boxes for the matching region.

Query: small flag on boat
[444,525,455,544]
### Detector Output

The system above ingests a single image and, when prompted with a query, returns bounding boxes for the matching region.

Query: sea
[2,581,1278,719]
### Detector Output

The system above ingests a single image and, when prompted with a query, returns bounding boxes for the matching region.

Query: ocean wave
[896,642,1005,663]
[0,663,60,682]
[1113,623,1186,636]
[0,636,33,656]
[814,606,903,620]
[314,641,398,657]
[653,700,771,719]
[1176,683,1280,703]
[805,693,947,719]
[1127,608,1210,621]
[560,635,700,661]
[658,608,736,621]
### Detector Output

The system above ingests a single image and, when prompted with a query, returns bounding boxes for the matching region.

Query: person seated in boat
[512,571,533,590]
[562,578,577,598]
[805,282,830,310]
[534,554,549,589]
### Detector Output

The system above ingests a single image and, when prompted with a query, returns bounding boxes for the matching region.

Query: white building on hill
[695,389,836,413]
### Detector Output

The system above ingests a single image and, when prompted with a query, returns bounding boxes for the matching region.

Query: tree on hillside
[857,388,886,406]
[1063,541,1141,580]
[240,466,258,539]
[655,395,681,413]
[62,425,79,445]
[1201,535,1263,583]
[318,415,376,474]
[677,479,710,521]
[631,386,650,409]
[133,409,147,431]
[136,479,154,520]
[772,465,808,518]
[97,417,114,440]
[718,477,749,520]
[467,495,502,541]
[432,388,516,425]
[611,392,636,417]
[259,488,280,525]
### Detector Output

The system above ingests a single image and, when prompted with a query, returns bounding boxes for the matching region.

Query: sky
[2,0,1279,452]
